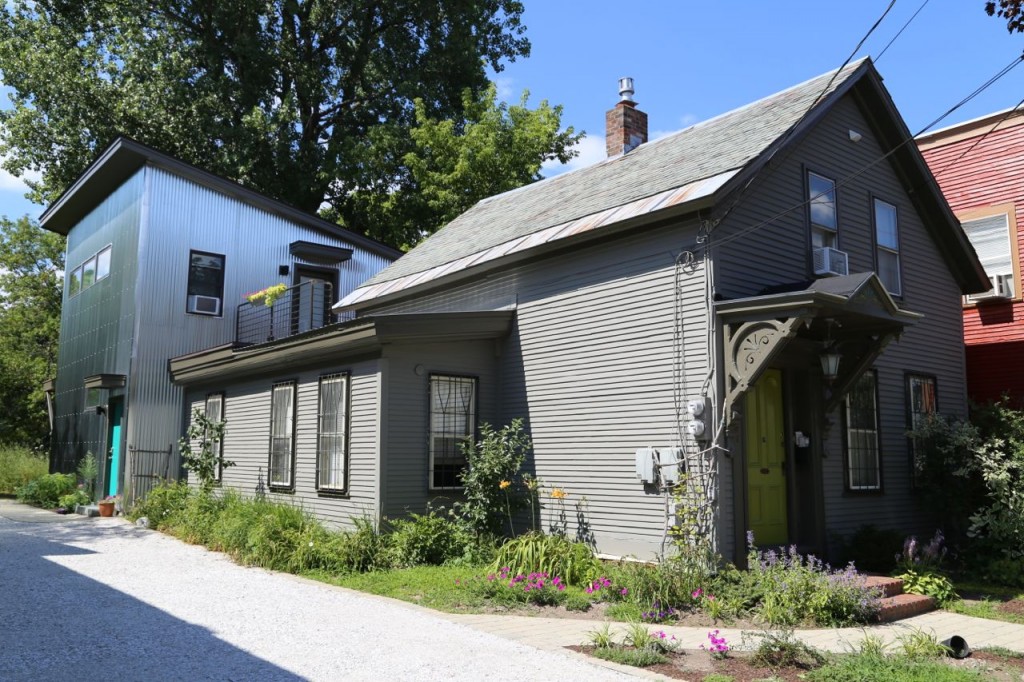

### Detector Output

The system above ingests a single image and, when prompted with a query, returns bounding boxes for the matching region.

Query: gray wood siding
[380,340,499,519]
[715,93,968,549]
[368,223,714,560]
[186,360,380,528]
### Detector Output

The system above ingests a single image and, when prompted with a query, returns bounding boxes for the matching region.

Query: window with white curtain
[204,392,225,482]
[317,373,349,491]
[962,213,1015,298]
[269,382,296,488]
[429,375,477,489]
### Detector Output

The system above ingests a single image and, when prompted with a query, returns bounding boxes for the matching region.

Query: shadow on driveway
[0,517,304,681]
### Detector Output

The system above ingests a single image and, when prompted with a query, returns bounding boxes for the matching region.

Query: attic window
[808,171,838,249]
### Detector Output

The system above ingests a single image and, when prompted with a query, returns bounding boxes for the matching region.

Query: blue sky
[1,1,1021,221]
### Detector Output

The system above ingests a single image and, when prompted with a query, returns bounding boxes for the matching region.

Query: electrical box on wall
[635,447,656,484]
[686,397,712,441]
[659,447,684,485]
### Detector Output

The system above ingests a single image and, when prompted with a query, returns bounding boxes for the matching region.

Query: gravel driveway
[0,507,633,681]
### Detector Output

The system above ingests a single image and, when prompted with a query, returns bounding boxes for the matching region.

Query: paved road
[0,503,633,682]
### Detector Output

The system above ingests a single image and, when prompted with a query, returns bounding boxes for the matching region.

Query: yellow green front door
[746,368,787,546]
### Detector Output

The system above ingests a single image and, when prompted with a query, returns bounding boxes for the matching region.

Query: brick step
[863,575,905,598]
[876,593,937,622]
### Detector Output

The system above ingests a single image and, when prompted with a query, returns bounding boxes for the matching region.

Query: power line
[710,0,897,232]
[875,0,931,63]
[929,98,1024,180]
[705,51,1024,252]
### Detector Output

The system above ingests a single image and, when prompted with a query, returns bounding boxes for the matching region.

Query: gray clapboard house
[169,58,988,562]
[41,138,400,500]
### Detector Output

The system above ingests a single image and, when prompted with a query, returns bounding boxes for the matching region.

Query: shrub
[746,541,880,626]
[76,452,99,499]
[128,481,192,528]
[492,531,599,586]
[58,489,91,511]
[591,646,667,667]
[896,569,957,605]
[747,629,827,670]
[0,446,48,494]
[179,407,233,492]
[388,511,471,567]
[606,558,698,613]
[15,472,76,508]
[454,418,533,537]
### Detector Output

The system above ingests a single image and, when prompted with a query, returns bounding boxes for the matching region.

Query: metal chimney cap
[618,77,635,102]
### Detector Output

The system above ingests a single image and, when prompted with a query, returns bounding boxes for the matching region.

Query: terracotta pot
[97,501,115,518]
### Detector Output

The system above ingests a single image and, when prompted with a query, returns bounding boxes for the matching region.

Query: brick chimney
[605,77,648,157]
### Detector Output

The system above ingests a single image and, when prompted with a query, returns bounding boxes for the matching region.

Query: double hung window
[317,374,349,491]
[269,382,296,488]
[808,172,838,249]
[874,199,901,295]
[205,393,225,482]
[962,213,1016,299]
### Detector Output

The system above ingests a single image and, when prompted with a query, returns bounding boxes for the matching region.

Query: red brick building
[919,109,1024,406]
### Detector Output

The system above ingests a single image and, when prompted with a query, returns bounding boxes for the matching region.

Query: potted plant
[246,283,288,307]
[97,495,118,517]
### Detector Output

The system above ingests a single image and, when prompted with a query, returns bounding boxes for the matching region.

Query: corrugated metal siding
[920,122,1024,349]
[52,171,144,475]
[129,167,394,471]
[716,94,969,549]
[368,222,712,560]
[186,360,380,526]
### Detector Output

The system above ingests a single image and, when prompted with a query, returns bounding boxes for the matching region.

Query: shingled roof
[338,57,984,309]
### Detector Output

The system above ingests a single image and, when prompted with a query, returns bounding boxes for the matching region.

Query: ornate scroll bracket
[723,316,810,424]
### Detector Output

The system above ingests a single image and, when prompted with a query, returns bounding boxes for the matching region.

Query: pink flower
[620,588,629,595]
[692,588,703,599]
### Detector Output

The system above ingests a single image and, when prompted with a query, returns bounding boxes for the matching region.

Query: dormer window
[808,172,838,249]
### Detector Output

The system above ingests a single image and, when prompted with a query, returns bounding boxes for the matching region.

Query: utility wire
[875,0,930,63]
[929,97,1024,180]
[710,0,898,232]
[705,51,1024,252]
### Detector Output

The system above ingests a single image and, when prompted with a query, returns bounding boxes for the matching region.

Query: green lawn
[946,581,1024,625]
[304,565,492,613]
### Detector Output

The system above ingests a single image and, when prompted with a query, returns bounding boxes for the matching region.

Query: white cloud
[0,165,39,193]
[493,77,515,101]
[542,134,607,177]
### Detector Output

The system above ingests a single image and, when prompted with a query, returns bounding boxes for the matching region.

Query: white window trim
[959,203,1021,305]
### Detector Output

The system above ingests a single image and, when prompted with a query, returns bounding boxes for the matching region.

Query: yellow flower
[499,480,511,490]
[551,488,567,500]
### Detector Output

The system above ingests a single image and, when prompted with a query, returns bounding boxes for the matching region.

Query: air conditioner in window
[187,294,222,316]
[966,274,1014,303]
[813,246,849,276]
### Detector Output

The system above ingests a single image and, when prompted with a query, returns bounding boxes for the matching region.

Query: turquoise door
[107,400,123,497]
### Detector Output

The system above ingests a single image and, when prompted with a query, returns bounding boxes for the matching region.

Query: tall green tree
[0,0,532,248]
[343,84,582,248]
[0,217,64,446]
